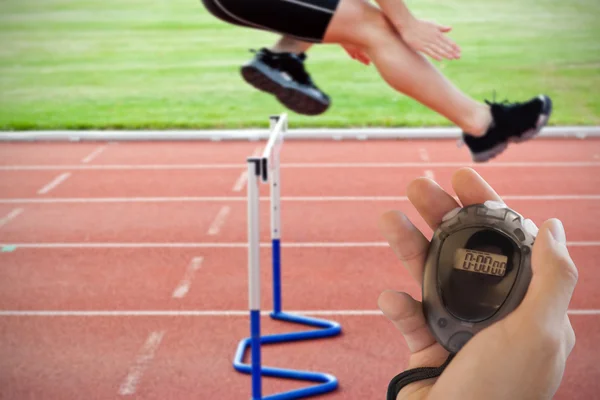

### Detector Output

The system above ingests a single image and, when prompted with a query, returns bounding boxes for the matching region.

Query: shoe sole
[509,95,553,144]
[241,62,330,116]
[472,95,553,163]
[471,141,509,163]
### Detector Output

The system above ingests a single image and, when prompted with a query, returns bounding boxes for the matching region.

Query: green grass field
[0,0,598,129]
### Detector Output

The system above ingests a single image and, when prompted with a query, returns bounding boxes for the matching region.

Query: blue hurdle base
[233,312,342,400]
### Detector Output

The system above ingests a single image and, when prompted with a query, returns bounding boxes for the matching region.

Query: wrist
[394,13,416,33]
[374,0,416,33]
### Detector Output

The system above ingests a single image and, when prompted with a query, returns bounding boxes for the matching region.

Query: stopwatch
[423,201,538,353]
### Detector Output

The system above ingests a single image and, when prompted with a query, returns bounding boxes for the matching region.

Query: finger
[451,167,503,206]
[355,51,371,65]
[434,40,453,59]
[423,46,442,61]
[407,177,461,231]
[563,314,576,356]
[438,25,452,33]
[439,34,459,49]
[379,210,429,283]
[342,46,357,59]
[523,219,578,327]
[446,40,462,58]
[448,37,461,54]
[426,42,449,60]
[378,290,439,353]
[431,43,454,60]
[450,167,539,235]
[436,38,459,59]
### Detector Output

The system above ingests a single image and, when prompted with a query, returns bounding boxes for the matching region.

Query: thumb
[521,219,578,326]
[438,25,452,33]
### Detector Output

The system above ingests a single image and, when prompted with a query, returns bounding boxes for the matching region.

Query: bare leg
[271,36,313,54]
[323,0,492,136]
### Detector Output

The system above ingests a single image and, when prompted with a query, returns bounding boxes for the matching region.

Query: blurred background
[0,0,598,130]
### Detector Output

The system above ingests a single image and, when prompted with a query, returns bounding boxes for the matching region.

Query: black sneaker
[462,95,553,162]
[240,48,330,116]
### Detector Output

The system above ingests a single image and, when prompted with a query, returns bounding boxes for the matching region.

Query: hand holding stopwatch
[388,200,538,399]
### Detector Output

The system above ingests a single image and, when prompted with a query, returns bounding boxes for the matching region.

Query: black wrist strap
[387,353,455,400]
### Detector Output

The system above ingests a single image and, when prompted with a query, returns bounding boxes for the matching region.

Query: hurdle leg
[247,158,262,400]
[269,115,283,315]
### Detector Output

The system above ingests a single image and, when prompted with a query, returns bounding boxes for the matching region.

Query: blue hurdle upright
[233,114,342,400]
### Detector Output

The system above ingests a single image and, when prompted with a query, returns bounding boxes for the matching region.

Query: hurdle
[233,114,342,399]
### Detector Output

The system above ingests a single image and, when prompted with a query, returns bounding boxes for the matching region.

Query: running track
[0,138,599,399]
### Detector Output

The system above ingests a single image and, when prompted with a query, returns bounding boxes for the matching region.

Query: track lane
[1,315,597,400]
[1,247,598,311]
[2,165,600,198]
[1,200,597,243]
[0,142,109,166]
[42,139,600,164]
[1,139,599,167]
[0,171,74,198]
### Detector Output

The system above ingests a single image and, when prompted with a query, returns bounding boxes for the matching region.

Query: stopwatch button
[448,331,473,353]
[524,219,539,237]
[483,200,507,210]
[442,207,461,222]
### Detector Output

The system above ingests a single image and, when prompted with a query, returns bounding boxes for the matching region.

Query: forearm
[371,0,416,32]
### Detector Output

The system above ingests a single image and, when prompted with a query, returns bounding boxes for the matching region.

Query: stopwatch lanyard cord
[387,353,455,400]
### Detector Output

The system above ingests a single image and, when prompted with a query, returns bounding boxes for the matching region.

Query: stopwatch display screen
[454,249,508,277]
[437,228,521,323]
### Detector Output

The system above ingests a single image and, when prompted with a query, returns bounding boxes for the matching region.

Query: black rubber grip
[387,353,455,400]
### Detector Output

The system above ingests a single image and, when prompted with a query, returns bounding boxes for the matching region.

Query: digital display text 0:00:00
[454,248,508,277]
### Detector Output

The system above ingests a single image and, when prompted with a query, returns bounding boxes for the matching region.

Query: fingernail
[547,219,566,245]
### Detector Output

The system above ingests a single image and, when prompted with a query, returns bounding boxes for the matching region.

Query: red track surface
[1,138,600,400]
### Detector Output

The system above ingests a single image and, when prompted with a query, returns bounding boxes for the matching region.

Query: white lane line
[2,194,600,204]
[418,148,430,162]
[2,161,600,171]
[0,241,597,249]
[118,330,165,396]
[37,173,71,195]
[81,145,108,163]
[207,206,230,235]
[232,171,248,192]
[0,309,597,317]
[0,208,23,227]
[424,170,435,180]
[172,257,204,299]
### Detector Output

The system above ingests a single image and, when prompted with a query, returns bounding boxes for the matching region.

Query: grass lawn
[0,0,598,129]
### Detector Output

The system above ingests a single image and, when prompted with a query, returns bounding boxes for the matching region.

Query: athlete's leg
[320,0,552,162]
[271,36,313,54]
[323,0,491,136]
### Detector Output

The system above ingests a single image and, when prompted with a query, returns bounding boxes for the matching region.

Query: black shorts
[200,0,341,43]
